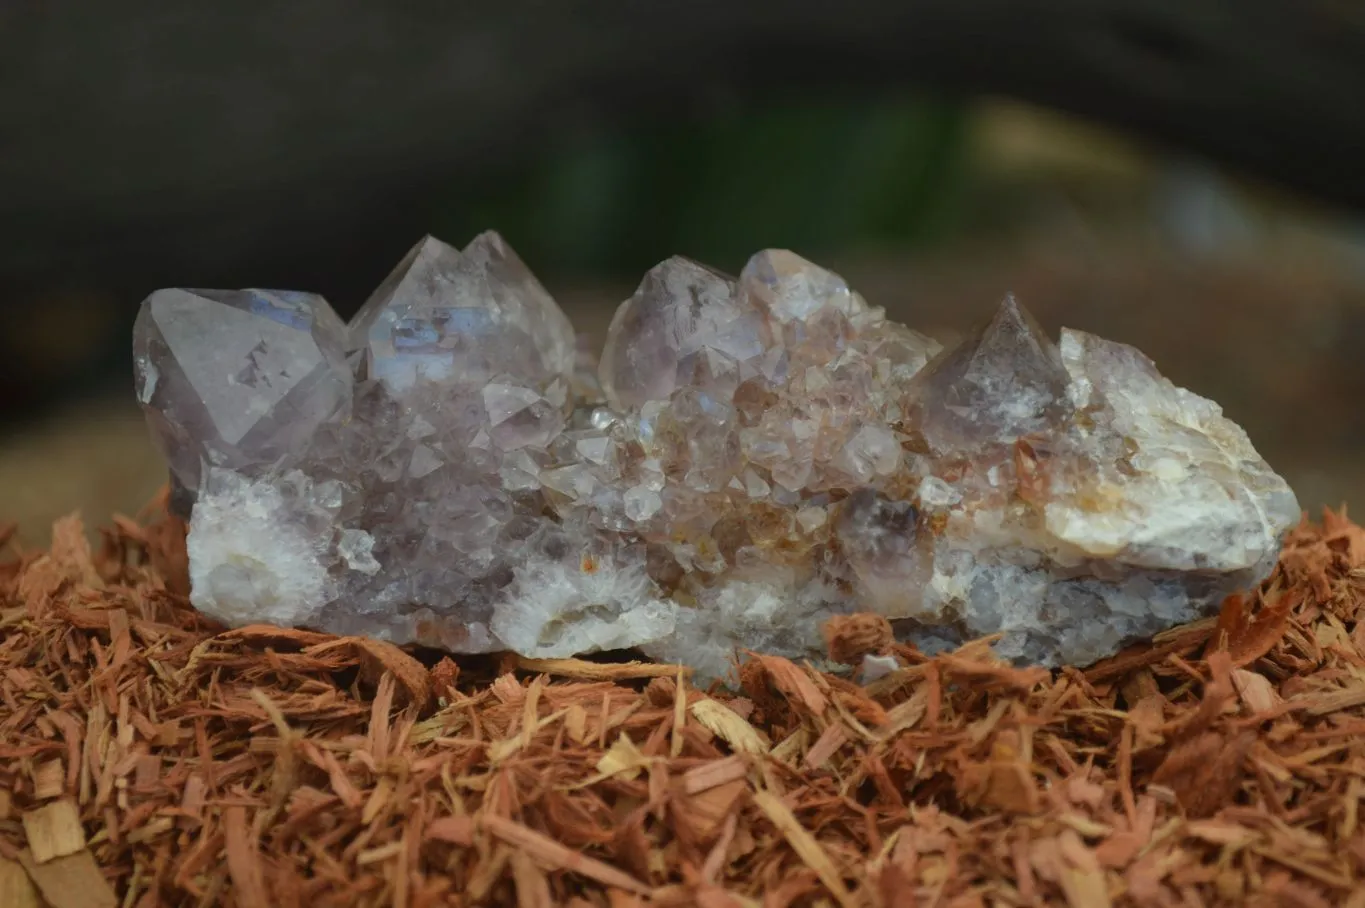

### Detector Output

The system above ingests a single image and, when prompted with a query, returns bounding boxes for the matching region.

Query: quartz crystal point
[135,234,1301,682]
[905,294,1070,452]
[132,288,351,497]
[351,232,576,389]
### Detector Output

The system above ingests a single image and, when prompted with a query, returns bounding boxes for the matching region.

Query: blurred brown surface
[5,230,1360,546]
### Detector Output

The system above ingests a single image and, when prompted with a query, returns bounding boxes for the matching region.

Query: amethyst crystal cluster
[133,233,1299,680]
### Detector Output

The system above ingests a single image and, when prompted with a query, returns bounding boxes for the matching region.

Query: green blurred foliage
[436,97,971,278]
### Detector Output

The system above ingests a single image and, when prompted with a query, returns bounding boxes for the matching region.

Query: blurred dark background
[3,2,1365,541]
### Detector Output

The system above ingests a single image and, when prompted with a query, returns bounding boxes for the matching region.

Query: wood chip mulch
[3,494,1365,907]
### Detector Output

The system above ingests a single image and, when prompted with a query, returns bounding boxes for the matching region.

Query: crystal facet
[133,288,351,495]
[351,233,575,391]
[135,235,1302,681]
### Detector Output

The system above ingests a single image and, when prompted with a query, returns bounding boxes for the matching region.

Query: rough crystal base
[133,233,1301,681]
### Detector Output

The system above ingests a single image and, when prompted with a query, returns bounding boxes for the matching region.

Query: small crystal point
[907,293,1070,450]
[133,287,351,493]
[836,489,931,618]
[599,256,750,410]
[461,230,577,380]
[351,232,576,393]
[739,249,858,322]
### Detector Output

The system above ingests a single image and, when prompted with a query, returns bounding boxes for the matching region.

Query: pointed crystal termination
[133,288,351,496]
[137,236,1302,683]
[740,248,863,323]
[351,232,576,392]
[599,257,763,410]
[904,294,1071,453]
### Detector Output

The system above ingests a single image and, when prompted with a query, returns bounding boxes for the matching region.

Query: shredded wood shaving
[479,814,650,895]
[0,855,41,908]
[20,800,84,864]
[752,790,857,908]
[513,656,690,680]
[690,699,771,755]
[1,501,1364,905]
[17,849,116,908]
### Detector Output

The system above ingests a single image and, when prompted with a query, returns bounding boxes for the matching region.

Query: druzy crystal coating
[133,232,1301,680]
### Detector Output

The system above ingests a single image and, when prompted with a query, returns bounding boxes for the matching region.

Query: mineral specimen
[133,232,1301,681]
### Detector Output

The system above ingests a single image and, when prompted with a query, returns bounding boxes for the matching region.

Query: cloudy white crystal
[492,533,676,658]
[186,469,330,627]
